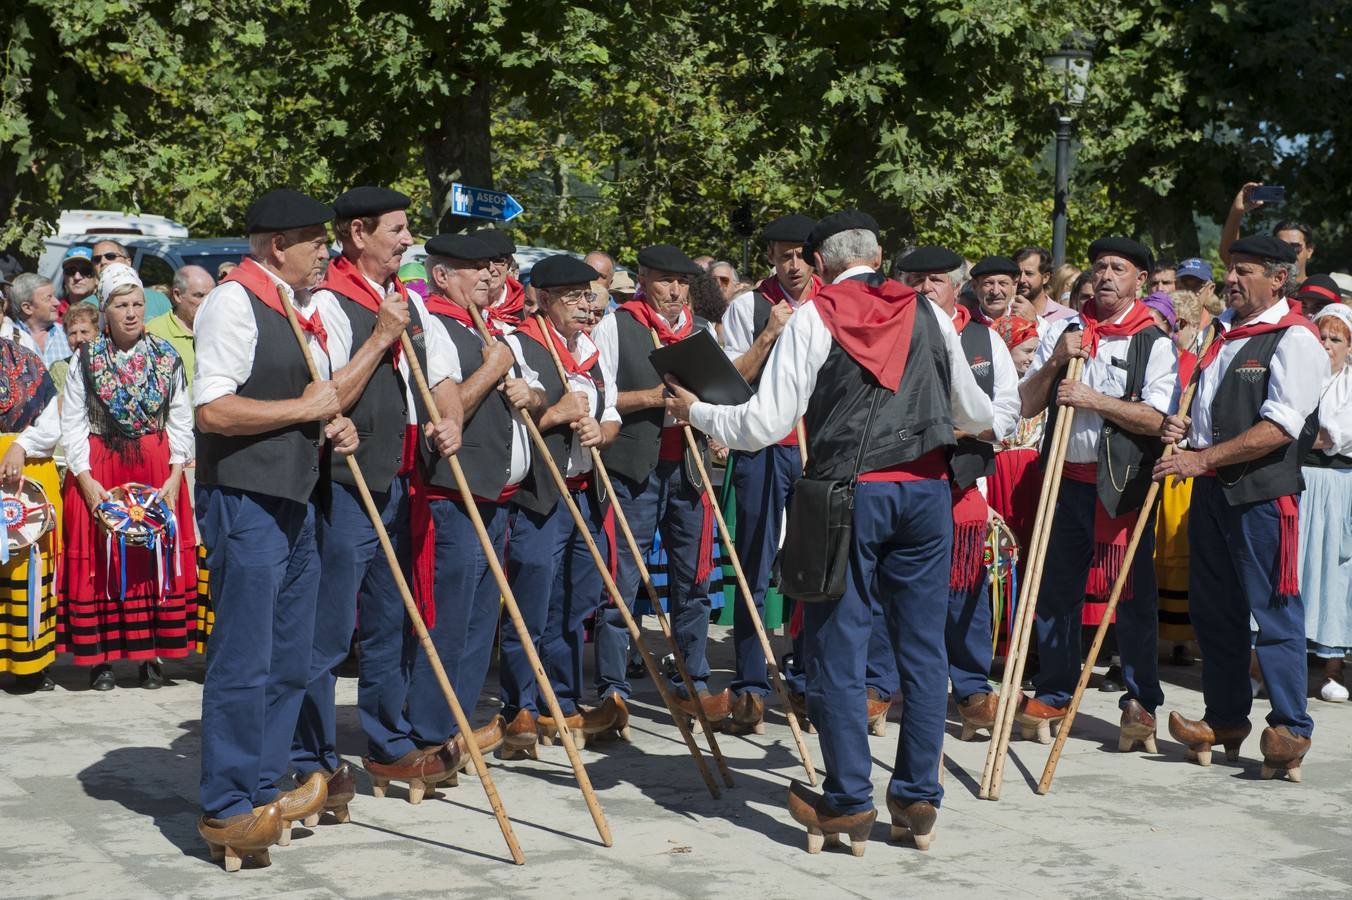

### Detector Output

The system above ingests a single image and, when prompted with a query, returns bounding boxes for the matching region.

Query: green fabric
[714,454,785,629]
[48,358,70,395]
[144,311,195,397]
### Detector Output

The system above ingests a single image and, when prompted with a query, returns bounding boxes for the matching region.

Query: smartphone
[1251,185,1286,205]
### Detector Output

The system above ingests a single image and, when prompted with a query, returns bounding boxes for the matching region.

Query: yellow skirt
[1154,476,1193,643]
[0,435,62,675]
[193,543,212,654]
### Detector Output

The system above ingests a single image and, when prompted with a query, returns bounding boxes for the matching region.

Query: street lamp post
[1044,39,1094,268]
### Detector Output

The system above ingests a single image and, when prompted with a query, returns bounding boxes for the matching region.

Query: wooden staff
[979,356,1084,801]
[795,420,809,472]
[532,313,734,789]
[1037,325,1220,794]
[649,328,818,785]
[395,328,612,847]
[274,287,524,865]
[466,306,722,798]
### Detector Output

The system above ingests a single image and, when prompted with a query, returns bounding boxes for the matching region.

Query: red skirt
[57,432,198,664]
[990,448,1042,556]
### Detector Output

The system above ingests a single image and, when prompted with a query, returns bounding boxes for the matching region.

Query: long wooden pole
[397,327,612,847]
[274,286,524,865]
[979,356,1083,801]
[532,313,734,789]
[648,327,818,785]
[466,305,721,798]
[1037,326,1219,794]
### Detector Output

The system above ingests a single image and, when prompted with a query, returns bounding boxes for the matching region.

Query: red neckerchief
[951,303,971,333]
[1198,304,1320,370]
[618,300,692,345]
[223,258,328,353]
[518,314,598,375]
[491,277,526,325]
[1079,299,1157,358]
[756,273,822,305]
[812,277,919,391]
[424,294,503,337]
[316,255,407,364]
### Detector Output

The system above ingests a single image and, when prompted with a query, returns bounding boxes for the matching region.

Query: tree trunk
[423,74,495,234]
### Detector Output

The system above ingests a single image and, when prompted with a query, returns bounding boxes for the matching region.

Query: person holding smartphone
[1220,183,1316,283]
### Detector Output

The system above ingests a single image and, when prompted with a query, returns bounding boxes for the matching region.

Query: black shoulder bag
[777,387,884,603]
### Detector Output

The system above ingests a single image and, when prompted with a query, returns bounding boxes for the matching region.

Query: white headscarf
[97,262,142,308]
[1313,303,1352,456]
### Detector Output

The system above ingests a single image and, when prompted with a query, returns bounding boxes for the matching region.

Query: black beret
[1230,233,1298,264]
[636,243,701,275]
[897,246,964,274]
[761,213,816,244]
[969,255,1020,278]
[244,189,333,234]
[332,186,410,220]
[424,232,494,261]
[1088,236,1153,272]
[473,229,517,258]
[1292,274,1343,303]
[530,255,600,290]
[804,209,880,261]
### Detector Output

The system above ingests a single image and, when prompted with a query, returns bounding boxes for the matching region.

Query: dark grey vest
[1040,325,1165,517]
[510,337,570,515]
[421,312,516,500]
[195,287,323,504]
[600,307,710,487]
[950,322,997,489]
[1212,329,1320,503]
[803,288,954,481]
[327,290,424,490]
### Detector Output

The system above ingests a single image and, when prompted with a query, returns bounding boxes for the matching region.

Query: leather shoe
[885,795,937,851]
[364,746,456,803]
[273,771,327,846]
[90,664,115,691]
[199,803,282,872]
[957,692,999,741]
[674,689,732,731]
[1259,726,1310,783]
[1117,699,1157,753]
[537,710,586,748]
[1098,663,1124,692]
[498,709,539,760]
[866,688,891,737]
[1014,695,1065,744]
[451,716,506,766]
[138,660,164,690]
[303,762,356,826]
[786,781,876,857]
[1167,711,1250,767]
[787,690,815,733]
[588,694,631,742]
[13,669,55,692]
[726,691,766,735]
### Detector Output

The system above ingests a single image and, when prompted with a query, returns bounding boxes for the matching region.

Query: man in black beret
[1156,233,1326,782]
[473,229,526,325]
[713,212,823,732]
[1291,273,1345,316]
[1015,235,1178,756]
[894,246,1021,741]
[290,187,465,818]
[493,254,630,758]
[969,256,1021,320]
[591,242,727,725]
[194,188,360,865]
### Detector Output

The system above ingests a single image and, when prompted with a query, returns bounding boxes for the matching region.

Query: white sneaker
[1319,677,1349,703]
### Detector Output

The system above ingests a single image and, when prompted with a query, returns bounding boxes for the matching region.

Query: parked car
[54,209,190,239]
[39,235,249,295]
[402,242,581,282]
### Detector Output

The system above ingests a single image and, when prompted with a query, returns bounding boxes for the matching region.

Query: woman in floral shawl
[58,263,196,690]
[0,334,62,692]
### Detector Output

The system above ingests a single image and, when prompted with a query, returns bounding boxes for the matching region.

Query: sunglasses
[65,266,95,278]
[95,252,128,263]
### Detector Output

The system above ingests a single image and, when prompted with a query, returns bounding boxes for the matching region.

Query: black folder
[648,328,754,406]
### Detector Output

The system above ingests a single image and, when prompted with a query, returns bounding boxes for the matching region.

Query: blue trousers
[1033,479,1162,712]
[292,478,416,774]
[729,444,800,697]
[502,501,569,719]
[406,498,508,745]
[599,460,710,699]
[803,480,952,814]
[198,486,320,820]
[1188,477,1313,736]
[539,490,608,715]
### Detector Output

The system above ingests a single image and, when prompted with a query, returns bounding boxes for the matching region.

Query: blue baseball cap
[1175,258,1213,282]
[62,245,94,268]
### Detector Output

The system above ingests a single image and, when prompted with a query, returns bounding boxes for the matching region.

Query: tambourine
[0,476,56,561]
[95,483,175,548]
[983,516,1020,567]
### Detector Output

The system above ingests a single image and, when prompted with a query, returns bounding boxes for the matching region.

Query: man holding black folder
[667,211,993,856]
[592,243,726,723]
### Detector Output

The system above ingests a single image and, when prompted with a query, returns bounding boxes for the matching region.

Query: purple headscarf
[1142,291,1177,333]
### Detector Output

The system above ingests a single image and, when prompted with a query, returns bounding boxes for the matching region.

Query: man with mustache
[193,189,360,869]
[969,256,1023,321]
[1015,237,1178,756]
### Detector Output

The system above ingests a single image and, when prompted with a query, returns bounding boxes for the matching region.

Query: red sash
[1063,462,1138,602]
[223,259,329,353]
[950,482,988,591]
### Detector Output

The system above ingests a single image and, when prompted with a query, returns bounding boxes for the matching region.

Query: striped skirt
[0,436,60,675]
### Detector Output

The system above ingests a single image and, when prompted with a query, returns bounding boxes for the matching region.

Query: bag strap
[848,384,886,486]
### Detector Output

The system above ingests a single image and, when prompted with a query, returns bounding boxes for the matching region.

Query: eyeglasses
[95,252,127,263]
[557,289,597,306]
[65,266,94,279]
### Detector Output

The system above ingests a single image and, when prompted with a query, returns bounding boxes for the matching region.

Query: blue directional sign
[449,183,523,222]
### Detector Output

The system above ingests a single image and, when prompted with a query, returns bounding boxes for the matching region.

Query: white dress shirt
[531,321,620,478]
[721,282,810,360]
[591,306,691,429]
[1023,307,1179,463]
[313,274,461,424]
[193,265,331,407]
[60,345,194,476]
[1188,298,1330,448]
[14,396,60,457]
[960,312,1021,443]
[689,271,993,452]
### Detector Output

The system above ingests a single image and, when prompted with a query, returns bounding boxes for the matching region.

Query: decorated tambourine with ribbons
[1,476,57,642]
[95,482,181,601]
[986,516,1021,654]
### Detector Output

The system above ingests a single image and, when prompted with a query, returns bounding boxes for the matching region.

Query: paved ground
[3,627,1351,900]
